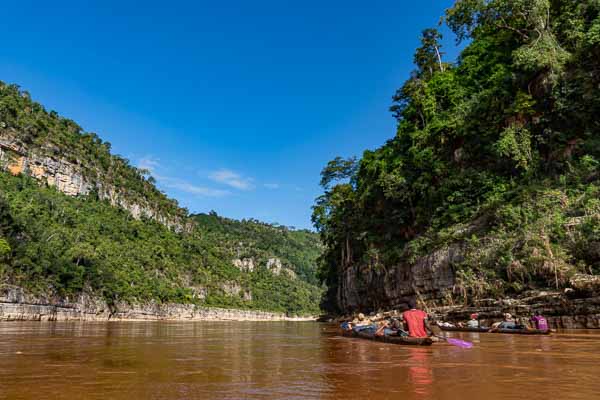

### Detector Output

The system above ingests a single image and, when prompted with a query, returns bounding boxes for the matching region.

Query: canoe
[341,330,434,346]
[439,326,491,333]
[492,328,552,335]
[439,326,551,335]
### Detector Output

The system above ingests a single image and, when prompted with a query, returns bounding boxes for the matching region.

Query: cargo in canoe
[439,326,551,335]
[341,329,434,346]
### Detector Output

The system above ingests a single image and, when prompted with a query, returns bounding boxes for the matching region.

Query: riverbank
[430,291,600,329]
[330,288,600,329]
[0,286,316,322]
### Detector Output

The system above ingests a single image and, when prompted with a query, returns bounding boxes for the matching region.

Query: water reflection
[407,348,432,399]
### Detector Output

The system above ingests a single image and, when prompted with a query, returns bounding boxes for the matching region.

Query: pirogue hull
[439,326,551,335]
[341,330,434,345]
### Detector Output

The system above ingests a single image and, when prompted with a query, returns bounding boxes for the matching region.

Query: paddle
[434,335,474,349]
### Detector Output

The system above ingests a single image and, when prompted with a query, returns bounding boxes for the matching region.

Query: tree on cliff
[313,0,600,311]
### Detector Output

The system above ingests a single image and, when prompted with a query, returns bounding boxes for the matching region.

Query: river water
[0,322,598,399]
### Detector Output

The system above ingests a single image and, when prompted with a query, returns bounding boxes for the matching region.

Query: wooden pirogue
[439,326,552,335]
[341,329,434,345]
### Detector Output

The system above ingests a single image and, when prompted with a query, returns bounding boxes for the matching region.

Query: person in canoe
[516,316,532,330]
[402,299,432,338]
[491,313,516,330]
[530,311,549,331]
[375,319,392,337]
[374,317,408,337]
[466,313,480,328]
[351,313,377,334]
[340,313,371,332]
[391,316,406,333]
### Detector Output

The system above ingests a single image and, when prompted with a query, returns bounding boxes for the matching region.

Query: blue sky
[1,0,459,229]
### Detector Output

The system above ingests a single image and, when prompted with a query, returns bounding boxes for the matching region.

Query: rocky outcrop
[267,258,283,275]
[220,282,252,301]
[233,258,255,272]
[0,133,185,231]
[337,246,460,312]
[0,286,312,321]
[266,258,297,279]
[338,246,600,329]
[569,273,600,296]
[232,257,297,280]
[284,268,297,279]
[431,290,600,329]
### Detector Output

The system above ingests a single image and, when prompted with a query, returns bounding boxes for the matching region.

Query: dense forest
[0,173,322,315]
[0,80,186,225]
[313,0,600,312]
[0,82,323,316]
[192,213,322,285]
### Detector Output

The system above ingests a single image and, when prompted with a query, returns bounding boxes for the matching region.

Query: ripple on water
[0,322,600,400]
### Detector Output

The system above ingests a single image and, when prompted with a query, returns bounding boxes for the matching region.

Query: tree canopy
[313,0,600,312]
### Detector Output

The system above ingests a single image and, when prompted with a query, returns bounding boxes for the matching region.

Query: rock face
[0,134,185,231]
[232,257,296,280]
[220,282,252,301]
[432,290,600,329]
[569,273,600,296]
[337,246,600,329]
[337,246,459,312]
[0,286,312,322]
[266,258,296,279]
[284,269,297,280]
[267,258,283,275]
[232,258,255,272]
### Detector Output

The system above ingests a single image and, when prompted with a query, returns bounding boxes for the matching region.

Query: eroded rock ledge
[430,290,600,329]
[0,287,314,322]
[338,244,600,329]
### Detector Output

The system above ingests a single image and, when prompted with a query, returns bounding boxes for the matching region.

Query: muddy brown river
[0,322,598,399]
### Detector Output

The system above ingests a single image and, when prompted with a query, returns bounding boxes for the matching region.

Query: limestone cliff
[336,246,600,329]
[0,132,186,230]
[233,257,298,279]
[336,246,459,312]
[0,286,314,321]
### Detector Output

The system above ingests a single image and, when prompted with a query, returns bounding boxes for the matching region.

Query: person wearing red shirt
[402,299,431,338]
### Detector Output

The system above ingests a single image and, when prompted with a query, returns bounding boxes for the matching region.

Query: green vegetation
[313,0,600,311]
[0,80,323,316]
[0,173,322,315]
[0,81,186,223]
[192,213,322,285]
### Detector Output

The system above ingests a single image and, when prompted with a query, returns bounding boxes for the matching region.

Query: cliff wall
[337,246,459,312]
[0,287,314,322]
[0,133,186,231]
[337,241,600,328]
[432,291,600,329]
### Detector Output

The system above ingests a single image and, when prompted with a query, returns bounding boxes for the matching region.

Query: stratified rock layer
[432,290,600,329]
[0,133,186,231]
[337,244,600,329]
[0,287,313,322]
[337,246,459,312]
